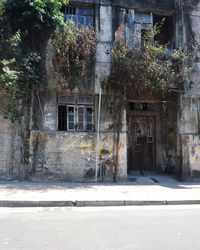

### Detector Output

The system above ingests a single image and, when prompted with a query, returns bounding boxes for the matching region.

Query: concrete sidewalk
[1,172,200,207]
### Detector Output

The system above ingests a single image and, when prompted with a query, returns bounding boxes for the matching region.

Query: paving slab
[0,173,200,207]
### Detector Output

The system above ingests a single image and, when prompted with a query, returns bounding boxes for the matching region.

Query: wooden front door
[128,116,155,171]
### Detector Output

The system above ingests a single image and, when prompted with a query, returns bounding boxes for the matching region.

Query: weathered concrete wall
[181,135,200,180]
[95,4,112,92]
[1,0,200,182]
[126,88,179,175]
[0,116,14,179]
[30,131,127,182]
[177,1,200,180]
[179,97,199,135]
[0,95,15,179]
[112,0,175,11]
[28,1,127,182]
[72,0,175,12]
[189,135,200,177]
[178,98,200,181]
[189,3,200,96]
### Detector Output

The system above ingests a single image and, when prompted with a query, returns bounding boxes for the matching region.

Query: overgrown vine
[107,23,197,181]
[0,0,69,178]
[52,22,96,88]
[109,23,196,90]
[0,0,69,121]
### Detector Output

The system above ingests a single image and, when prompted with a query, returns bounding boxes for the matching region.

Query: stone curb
[0,200,200,207]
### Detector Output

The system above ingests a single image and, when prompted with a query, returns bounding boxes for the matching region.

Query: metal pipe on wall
[95,86,102,183]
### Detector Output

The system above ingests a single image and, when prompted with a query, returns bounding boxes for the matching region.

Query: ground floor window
[58,96,94,132]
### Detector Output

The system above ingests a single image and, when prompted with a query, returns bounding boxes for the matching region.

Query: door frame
[127,110,158,172]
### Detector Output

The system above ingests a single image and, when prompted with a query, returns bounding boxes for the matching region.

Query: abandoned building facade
[1,0,200,182]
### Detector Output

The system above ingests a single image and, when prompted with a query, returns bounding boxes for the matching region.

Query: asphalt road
[0,205,200,250]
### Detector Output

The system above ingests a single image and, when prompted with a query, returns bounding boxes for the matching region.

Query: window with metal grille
[64,6,94,27]
[58,96,95,132]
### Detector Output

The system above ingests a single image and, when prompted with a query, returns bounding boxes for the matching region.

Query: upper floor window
[135,12,152,25]
[63,6,94,27]
[58,96,95,132]
[153,14,174,47]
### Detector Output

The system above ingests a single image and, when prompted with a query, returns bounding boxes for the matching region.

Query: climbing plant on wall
[52,22,96,87]
[107,22,197,182]
[0,0,69,121]
[0,0,69,177]
[110,23,196,90]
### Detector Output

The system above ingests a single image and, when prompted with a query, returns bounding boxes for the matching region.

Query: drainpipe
[95,85,102,183]
[95,0,102,183]
[180,0,189,94]
[181,0,184,48]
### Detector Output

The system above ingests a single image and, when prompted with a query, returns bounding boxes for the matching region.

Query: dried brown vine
[52,23,96,86]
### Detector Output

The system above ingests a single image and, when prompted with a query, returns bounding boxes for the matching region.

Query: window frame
[77,105,86,132]
[64,5,95,27]
[67,105,76,132]
[58,96,95,132]
[85,106,94,132]
[58,104,67,131]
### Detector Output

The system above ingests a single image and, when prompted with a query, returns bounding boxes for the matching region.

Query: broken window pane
[58,105,67,131]
[153,14,174,46]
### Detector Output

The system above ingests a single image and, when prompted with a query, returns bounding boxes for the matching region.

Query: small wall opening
[153,14,174,47]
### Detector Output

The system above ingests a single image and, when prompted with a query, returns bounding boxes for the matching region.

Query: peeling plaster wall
[0,96,15,179]
[25,1,200,181]
[31,90,128,182]
[95,4,112,92]
[178,1,200,180]
[181,135,200,180]
[29,3,128,182]
[179,97,199,135]
[2,0,200,181]
[112,0,175,11]
[0,116,14,179]
[30,131,127,181]
[189,3,200,95]
[30,0,181,182]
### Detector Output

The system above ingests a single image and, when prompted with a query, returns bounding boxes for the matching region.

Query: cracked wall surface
[1,0,200,181]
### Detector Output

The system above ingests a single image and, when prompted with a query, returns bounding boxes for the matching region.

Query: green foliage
[0,59,19,94]
[3,0,68,32]
[0,0,69,121]
[0,1,4,15]
[111,25,195,90]
[52,23,96,86]
[20,52,42,87]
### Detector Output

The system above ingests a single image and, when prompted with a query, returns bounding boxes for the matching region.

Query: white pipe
[95,87,102,183]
